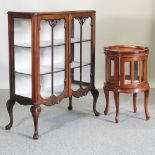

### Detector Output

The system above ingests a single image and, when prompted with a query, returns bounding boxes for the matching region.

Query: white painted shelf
[15,61,91,75]
[16,83,85,98]
[14,38,91,48]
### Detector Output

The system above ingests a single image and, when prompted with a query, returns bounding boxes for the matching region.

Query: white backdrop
[0,0,155,89]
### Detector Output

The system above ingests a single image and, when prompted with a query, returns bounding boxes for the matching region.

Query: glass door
[38,15,68,104]
[120,57,145,88]
[70,15,92,96]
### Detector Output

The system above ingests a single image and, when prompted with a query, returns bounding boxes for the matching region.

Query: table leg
[30,105,41,140]
[68,96,73,110]
[5,99,15,130]
[133,93,137,113]
[144,90,150,120]
[91,88,100,116]
[114,92,119,123]
[104,89,109,115]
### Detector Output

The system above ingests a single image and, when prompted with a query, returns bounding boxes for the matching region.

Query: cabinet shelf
[16,83,88,99]
[41,83,82,99]
[16,85,64,98]
[14,38,91,48]
[40,85,65,99]
[15,61,91,75]
[15,64,65,75]
[71,61,91,69]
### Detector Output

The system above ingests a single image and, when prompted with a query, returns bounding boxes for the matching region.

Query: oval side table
[103,45,150,123]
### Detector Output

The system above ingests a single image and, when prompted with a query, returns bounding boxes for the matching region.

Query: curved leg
[5,99,15,130]
[114,92,119,123]
[30,105,41,140]
[133,93,137,113]
[104,89,109,115]
[91,88,100,116]
[144,90,150,120]
[68,96,73,110]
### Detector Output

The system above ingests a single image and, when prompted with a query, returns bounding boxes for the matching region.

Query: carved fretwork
[48,19,61,28]
[75,17,88,26]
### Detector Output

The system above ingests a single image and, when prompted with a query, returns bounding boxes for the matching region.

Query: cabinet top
[8,10,95,16]
[104,45,149,55]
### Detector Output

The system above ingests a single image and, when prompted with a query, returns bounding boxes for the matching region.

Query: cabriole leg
[144,90,150,120]
[68,96,73,110]
[91,88,100,116]
[114,92,119,123]
[5,99,15,130]
[30,105,41,140]
[133,93,137,113]
[104,88,109,115]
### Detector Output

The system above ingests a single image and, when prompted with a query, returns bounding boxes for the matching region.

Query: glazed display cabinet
[6,11,99,139]
[103,45,150,123]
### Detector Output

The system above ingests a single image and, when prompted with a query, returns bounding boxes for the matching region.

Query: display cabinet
[103,45,150,123]
[6,11,99,139]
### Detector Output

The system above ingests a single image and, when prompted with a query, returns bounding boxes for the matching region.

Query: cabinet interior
[14,17,92,99]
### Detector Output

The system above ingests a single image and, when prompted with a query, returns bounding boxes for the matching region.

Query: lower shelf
[15,83,90,99]
[125,80,139,84]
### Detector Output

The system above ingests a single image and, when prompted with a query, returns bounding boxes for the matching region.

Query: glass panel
[15,73,32,98]
[110,60,114,82]
[134,61,139,83]
[73,17,91,41]
[71,17,91,91]
[40,19,65,99]
[82,42,91,88]
[125,61,131,84]
[71,43,80,91]
[106,58,111,82]
[14,18,32,98]
[142,60,145,82]
[40,71,65,98]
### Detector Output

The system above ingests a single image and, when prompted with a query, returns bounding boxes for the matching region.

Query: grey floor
[0,89,155,155]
